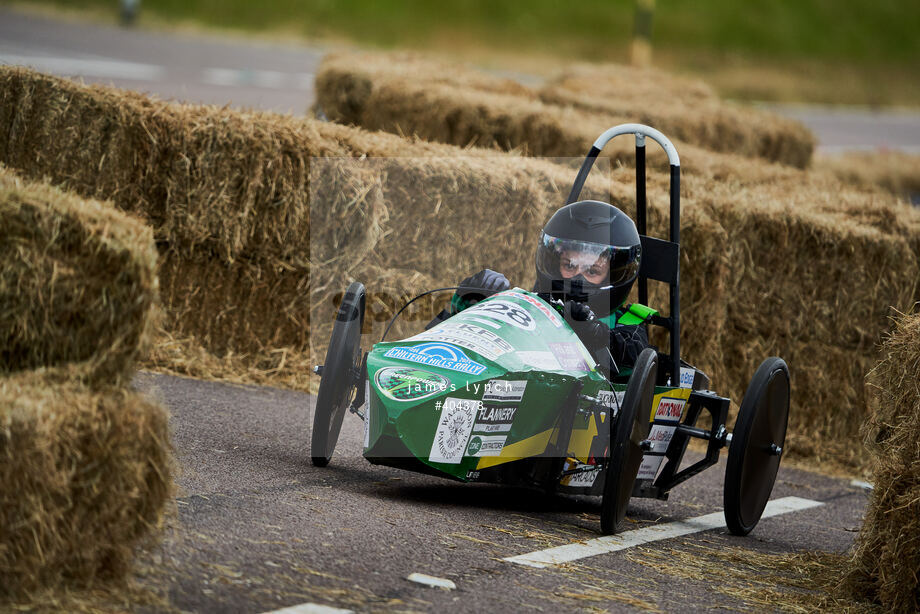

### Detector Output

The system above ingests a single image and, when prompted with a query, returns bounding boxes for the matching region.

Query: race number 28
[468,300,536,331]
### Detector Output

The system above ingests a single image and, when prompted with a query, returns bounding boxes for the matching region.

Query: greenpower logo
[373,367,449,402]
[466,436,483,456]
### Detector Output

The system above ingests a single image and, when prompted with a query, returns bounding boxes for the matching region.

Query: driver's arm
[450,269,510,314]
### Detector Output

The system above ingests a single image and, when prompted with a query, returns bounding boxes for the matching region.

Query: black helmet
[534,200,641,316]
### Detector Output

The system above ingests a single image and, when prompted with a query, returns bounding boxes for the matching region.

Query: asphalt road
[0,8,884,612]
[133,371,868,614]
[2,7,920,151]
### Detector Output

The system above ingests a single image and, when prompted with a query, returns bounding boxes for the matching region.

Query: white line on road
[260,602,354,614]
[0,54,164,81]
[504,496,824,568]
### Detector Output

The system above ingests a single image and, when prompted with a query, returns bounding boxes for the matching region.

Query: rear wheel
[724,357,790,535]
[311,282,365,467]
[600,348,657,535]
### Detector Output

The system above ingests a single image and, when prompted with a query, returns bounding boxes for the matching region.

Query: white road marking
[407,572,457,589]
[202,67,314,91]
[0,54,164,81]
[504,496,824,568]
[260,602,354,614]
[850,479,873,491]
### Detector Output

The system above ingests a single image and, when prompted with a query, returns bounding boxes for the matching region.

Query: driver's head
[535,200,641,316]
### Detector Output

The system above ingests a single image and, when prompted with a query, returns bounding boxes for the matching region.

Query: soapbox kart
[311,124,790,535]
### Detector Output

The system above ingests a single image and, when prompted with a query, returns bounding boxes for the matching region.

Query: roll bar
[565,123,681,386]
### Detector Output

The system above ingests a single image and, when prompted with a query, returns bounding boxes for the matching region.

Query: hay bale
[538,65,815,169]
[315,51,814,168]
[843,311,920,612]
[0,166,158,385]
[0,368,173,598]
[815,150,920,202]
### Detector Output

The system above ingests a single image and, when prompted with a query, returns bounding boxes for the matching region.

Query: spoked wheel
[311,282,365,467]
[601,348,658,535]
[724,357,790,535]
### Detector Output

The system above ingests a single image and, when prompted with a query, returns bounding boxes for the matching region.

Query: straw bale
[539,66,814,169]
[315,51,814,168]
[815,150,920,202]
[843,311,920,612]
[0,166,158,385]
[0,368,173,598]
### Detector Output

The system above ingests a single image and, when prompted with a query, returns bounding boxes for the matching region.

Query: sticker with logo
[407,322,513,361]
[473,403,517,433]
[373,367,449,402]
[384,342,487,375]
[679,367,696,389]
[429,398,478,464]
[560,461,602,488]
[465,434,507,457]
[597,389,626,419]
[636,454,666,480]
[482,379,527,402]
[495,290,563,327]
[548,342,590,372]
[654,397,686,423]
[646,424,676,453]
[464,299,536,331]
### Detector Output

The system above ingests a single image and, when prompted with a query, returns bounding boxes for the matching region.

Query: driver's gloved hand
[452,269,510,313]
[458,269,510,302]
[563,300,610,351]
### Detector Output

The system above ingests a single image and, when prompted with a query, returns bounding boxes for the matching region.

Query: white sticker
[465,434,507,457]
[561,462,601,487]
[464,299,536,331]
[679,367,695,389]
[636,454,666,480]
[473,404,517,433]
[516,351,560,370]
[654,397,686,423]
[482,380,527,402]
[597,390,626,410]
[429,397,478,464]
[408,322,513,361]
[363,379,371,449]
[495,290,563,327]
[646,424,676,453]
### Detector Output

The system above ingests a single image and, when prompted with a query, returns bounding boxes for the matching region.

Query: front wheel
[723,357,790,535]
[311,282,365,467]
[600,348,657,535]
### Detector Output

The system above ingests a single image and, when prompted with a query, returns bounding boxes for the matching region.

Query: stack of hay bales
[815,150,920,203]
[0,167,171,597]
[315,51,814,168]
[0,67,727,394]
[843,310,920,612]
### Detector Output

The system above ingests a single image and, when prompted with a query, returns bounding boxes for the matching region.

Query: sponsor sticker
[373,367,449,402]
[636,454,666,480]
[465,434,507,457]
[516,351,561,370]
[466,470,481,480]
[647,424,676,453]
[495,290,563,327]
[654,397,686,423]
[482,379,527,402]
[473,403,517,433]
[384,342,487,375]
[429,397,478,464]
[548,342,590,372]
[679,367,695,389]
[560,461,601,487]
[464,299,536,331]
[597,389,626,418]
[408,322,513,361]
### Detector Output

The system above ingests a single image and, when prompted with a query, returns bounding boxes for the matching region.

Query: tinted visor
[536,232,641,288]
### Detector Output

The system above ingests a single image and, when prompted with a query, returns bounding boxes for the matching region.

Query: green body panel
[363,289,686,488]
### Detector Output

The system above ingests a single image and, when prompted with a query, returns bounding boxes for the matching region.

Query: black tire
[311,282,365,467]
[724,357,790,535]
[601,348,657,535]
